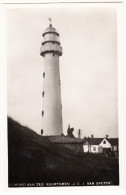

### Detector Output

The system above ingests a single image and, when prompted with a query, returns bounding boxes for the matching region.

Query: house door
[102,148,111,155]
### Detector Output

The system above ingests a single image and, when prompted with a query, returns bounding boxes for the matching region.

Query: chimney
[106,135,109,139]
[78,129,81,139]
[91,134,94,138]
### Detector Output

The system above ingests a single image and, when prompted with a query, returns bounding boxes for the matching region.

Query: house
[83,138,103,153]
[83,135,118,156]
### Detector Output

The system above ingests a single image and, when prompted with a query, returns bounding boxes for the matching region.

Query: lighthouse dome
[45,24,57,33]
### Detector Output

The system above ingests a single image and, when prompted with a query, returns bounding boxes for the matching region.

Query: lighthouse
[40,20,63,136]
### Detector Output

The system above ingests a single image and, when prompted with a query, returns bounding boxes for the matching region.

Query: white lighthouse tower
[40,20,63,136]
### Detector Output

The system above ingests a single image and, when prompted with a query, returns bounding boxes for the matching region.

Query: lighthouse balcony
[42,40,60,46]
[40,44,62,56]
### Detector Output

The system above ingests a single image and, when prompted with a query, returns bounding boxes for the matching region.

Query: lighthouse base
[44,135,84,153]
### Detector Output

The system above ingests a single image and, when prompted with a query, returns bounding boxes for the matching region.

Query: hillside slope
[8,117,119,186]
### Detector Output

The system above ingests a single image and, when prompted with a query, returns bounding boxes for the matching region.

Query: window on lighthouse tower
[42,110,44,117]
[42,91,45,97]
[43,72,45,78]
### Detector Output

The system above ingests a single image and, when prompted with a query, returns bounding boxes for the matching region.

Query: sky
[7,4,118,138]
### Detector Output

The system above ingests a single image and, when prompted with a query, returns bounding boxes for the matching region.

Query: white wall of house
[112,145,118,151]
[83,145,89,152]
[90,145,99,153]
[83,141,89,152]
[99,138,111,149]
[83,143,103,153]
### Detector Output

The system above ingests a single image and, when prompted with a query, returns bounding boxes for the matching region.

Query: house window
[42,91,45,97]
[103,140,106,144]
[42,110,44,117]
[43,72,45,78]
[93,147,96,151]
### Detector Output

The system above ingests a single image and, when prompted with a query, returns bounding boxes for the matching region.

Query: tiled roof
[85,138,103,145]
[107,138,118,146]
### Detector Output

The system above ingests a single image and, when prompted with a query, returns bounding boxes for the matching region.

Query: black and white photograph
[1,1,124,189]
